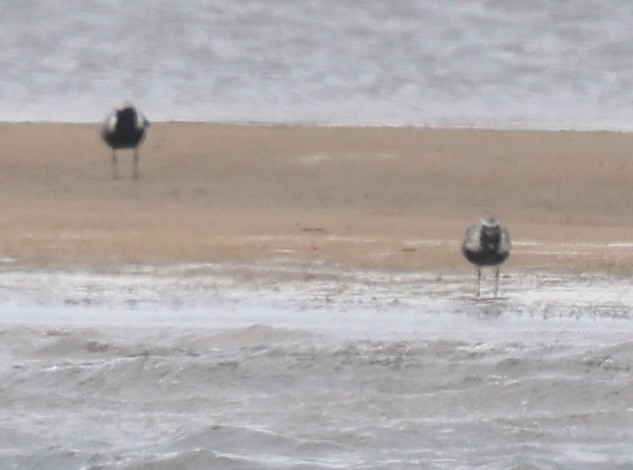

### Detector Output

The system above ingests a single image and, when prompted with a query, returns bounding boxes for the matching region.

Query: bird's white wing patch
[499,228,511,253]
[136,113,147,130]
[105,113,117,133]
[463,224,481,251]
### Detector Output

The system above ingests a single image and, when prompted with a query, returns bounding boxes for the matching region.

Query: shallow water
[0,263,632,469]
[2,1,633,129]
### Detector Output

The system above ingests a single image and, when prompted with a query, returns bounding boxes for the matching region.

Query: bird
[101,102,149,179]
[461,217,511,298]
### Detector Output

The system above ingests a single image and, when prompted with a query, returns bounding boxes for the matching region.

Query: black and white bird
[461,217,511,298]
[101,102,149,179]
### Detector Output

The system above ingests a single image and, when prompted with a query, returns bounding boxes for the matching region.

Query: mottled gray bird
[462,217,511,297]
[101,103,149,179]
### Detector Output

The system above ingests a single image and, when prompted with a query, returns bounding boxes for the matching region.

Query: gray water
[0,262,632,468]
[2,1,633,129]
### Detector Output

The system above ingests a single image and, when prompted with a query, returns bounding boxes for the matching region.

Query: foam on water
[0,264,632,468]
[2,1,633,129]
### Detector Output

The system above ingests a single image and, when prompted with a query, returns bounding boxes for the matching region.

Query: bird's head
[117,100,136,112]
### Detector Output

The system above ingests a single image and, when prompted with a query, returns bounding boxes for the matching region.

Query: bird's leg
[112,150,119,179]
[133,149,139,180]
[476,266,481,298]
[494,266,500,298]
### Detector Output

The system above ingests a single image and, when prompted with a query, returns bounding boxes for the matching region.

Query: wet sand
[1,123,633,276]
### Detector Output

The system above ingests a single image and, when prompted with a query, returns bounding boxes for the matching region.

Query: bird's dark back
[102,107,146,149]
[481,228,501,251]
[462,222,511,266]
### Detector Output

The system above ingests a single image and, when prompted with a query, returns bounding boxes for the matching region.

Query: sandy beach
[1,122,633,276]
